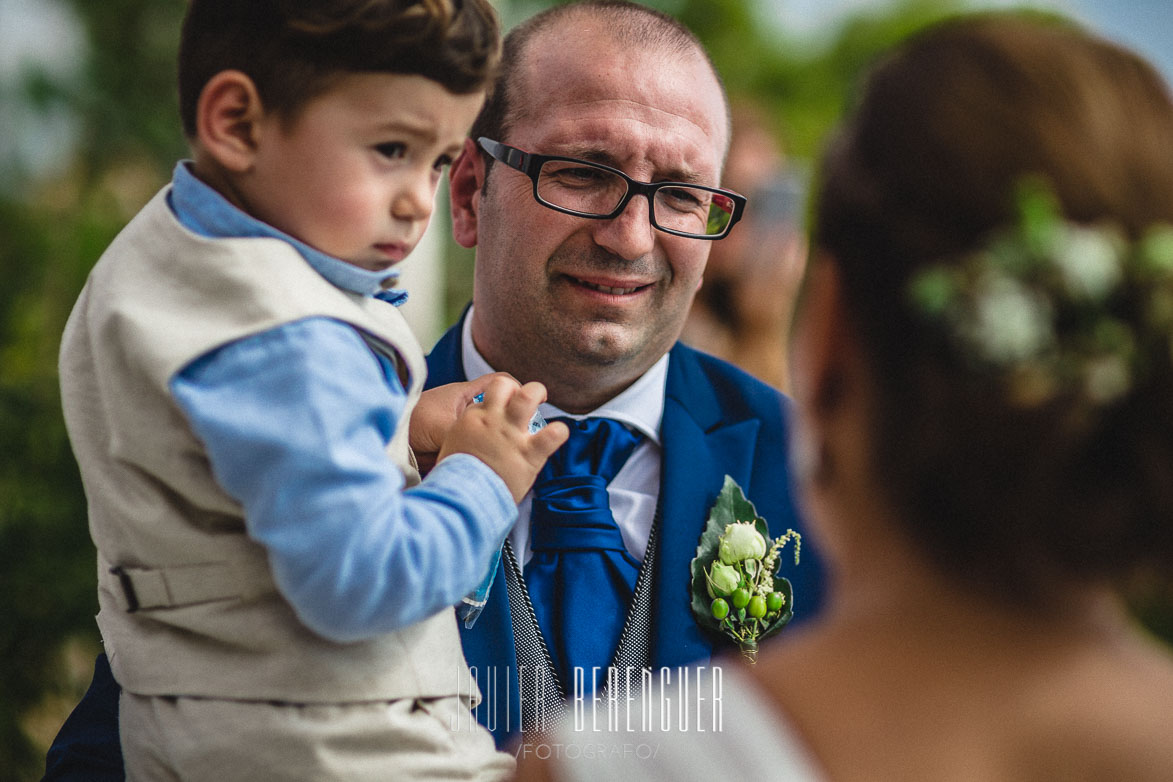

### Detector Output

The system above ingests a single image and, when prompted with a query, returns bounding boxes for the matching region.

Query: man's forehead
[508,25,728,178]
[525,110,721,182]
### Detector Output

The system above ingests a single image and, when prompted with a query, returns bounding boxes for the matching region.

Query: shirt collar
[167,161,407,304]
[459,305,665,444]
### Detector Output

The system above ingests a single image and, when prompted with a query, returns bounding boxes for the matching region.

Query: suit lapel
[651,343,761,669]
[422,310,466,388]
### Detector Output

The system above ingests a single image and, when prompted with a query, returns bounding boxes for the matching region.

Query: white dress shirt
[460,307,665,564]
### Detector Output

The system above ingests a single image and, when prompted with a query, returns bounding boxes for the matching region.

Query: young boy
[57,1,567,779]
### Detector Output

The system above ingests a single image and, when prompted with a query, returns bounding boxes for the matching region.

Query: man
[44,3,824,775]
[434,1,824,745]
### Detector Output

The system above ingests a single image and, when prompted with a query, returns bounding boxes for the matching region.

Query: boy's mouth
[374,243,409,263]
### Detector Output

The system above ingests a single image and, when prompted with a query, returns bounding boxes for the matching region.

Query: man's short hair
[470,0,725,156]
[178,0,500,138]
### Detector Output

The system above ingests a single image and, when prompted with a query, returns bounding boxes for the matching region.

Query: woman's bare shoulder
[1011,633,1173,780]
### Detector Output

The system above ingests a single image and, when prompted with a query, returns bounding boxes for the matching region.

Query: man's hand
[438,375,569,502]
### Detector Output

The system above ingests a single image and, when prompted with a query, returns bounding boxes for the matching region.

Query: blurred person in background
[681,100,808,390]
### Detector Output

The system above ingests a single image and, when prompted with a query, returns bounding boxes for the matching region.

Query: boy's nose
[392,173,436,222]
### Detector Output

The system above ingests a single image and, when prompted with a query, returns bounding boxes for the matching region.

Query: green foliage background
[2,1,190,777]
[1,1,1169,780]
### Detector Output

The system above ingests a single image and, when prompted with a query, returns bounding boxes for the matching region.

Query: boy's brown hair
[178,0,500,138]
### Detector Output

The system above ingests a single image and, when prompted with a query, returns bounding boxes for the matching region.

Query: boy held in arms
[58,1,567,779]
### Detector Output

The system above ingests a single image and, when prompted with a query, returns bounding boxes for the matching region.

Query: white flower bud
[708,562,740,596]
[718,522,767,564]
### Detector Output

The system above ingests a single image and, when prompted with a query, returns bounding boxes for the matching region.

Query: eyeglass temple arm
[478,137,528,172]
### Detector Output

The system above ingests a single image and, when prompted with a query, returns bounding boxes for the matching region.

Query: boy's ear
[195,70,266,173]
[449,137,485,249]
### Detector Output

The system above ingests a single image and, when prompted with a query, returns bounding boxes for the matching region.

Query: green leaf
[908,267,956,316]
[1138,225,1173,275]
[754,516,770,543]
[758,576,795,641]
[690,565,724,635]
[1016,176,1064,260]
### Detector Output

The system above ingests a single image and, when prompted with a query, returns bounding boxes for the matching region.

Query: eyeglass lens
[536,160,735,237]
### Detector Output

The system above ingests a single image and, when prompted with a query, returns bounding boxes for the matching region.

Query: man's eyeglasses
[477,137,745,240]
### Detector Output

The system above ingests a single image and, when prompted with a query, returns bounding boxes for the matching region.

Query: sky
[1054,0,1173,78]
[767,0,1173,78]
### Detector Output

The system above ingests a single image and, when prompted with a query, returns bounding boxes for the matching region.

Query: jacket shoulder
[668,342,791,422]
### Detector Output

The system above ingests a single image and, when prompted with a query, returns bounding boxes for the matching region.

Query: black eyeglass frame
[477,137,746,240]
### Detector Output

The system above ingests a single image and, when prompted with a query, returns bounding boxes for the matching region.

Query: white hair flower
[909,180,1173,409]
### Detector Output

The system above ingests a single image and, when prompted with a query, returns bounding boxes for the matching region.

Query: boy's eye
[432,154,455,172]
[375,142,407,160]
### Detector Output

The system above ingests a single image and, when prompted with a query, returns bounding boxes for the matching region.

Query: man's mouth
[566,275,651,295]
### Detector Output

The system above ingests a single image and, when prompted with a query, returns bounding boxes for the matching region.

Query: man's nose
[591,193,656,261]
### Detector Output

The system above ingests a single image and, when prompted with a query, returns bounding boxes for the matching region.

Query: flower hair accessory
[690,476,801,663]
[909,180,1173,408]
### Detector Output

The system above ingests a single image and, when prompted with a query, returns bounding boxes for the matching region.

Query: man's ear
[449,137,485,249]
[195,70,265,173]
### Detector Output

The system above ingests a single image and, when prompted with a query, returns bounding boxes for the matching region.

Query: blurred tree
[0,1,186,777]
[65,0,189,181]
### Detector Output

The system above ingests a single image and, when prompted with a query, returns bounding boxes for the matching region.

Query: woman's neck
[827,511,1129,648]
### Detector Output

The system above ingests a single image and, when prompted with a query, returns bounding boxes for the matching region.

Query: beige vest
[59,187,475,703]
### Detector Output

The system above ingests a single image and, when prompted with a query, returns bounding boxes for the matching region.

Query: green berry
[766,592,784,613]
[748,595,767,618]
[731,587,751,609]
[710,598,729,620]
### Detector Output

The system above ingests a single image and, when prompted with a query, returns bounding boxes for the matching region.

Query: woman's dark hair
[178,0,500,137]
[813,13,1173,602]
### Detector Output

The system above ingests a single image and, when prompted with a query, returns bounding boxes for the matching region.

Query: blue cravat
[524,418,643,695]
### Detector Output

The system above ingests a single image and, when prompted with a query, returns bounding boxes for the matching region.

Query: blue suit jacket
[425,317,825,746]
[42,316,825,776]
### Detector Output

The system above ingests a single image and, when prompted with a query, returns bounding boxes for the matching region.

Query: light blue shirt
[166,163,516,643]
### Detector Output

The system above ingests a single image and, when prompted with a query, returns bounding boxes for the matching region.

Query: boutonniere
[690,475,801,663]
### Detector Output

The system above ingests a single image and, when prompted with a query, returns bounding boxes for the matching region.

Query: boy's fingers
[518,381,548,405]
[531,421,569,457]
[460,375,494,407]
[466,372,516,400]
[476,374,521,410]
[504,381,548,427]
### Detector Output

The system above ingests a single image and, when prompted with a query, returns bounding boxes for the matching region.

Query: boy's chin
[346,255,402,273]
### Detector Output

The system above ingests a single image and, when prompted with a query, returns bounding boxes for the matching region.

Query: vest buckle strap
[99,557,271,613]
[109,565,140,612]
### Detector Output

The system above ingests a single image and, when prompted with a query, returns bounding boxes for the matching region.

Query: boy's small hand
[410,374,509,475]
[438,376,569,503]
